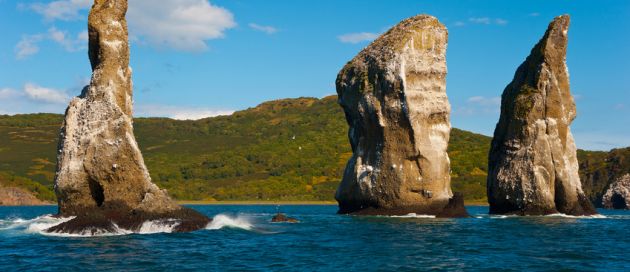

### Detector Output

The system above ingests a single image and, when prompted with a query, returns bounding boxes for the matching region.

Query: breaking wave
[0,213,259,237]
[388,213,436,219]
[544,213,607,219]
[206,214,254,230]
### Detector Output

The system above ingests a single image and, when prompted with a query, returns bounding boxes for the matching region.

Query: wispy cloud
[15,27,87,59]
[0,88,20,99]
[452,21,466,27]
[467,96,501,106]
[48,27,87,52]
[15,34,45,59]
[135,104,234,120]
[468,17,508,26]
[495,18,508,25]
[338,32,380,44]
[453,96,501,116]
[529,12,540,17]
[248,23,278,34]
[23,83,70,104]
[24,0,91,21]
[24,0,237,52]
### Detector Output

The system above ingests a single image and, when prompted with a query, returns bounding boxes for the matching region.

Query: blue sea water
[1,205,629,271]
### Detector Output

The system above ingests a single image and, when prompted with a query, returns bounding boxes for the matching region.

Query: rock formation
[602,174,630,209]
[487,15,596,216]
[335,15,467,217]
[50,0,209,234]
[271,213,299,223]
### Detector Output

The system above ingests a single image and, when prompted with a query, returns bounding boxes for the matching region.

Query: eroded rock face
[335,15,467,217]
[487,15,596,216]
[52,0,209,233]
[602,174,630,209]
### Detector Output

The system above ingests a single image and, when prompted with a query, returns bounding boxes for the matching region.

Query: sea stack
[487,15,596,216]
[335,15,467,217]
[49,0,209,234]
[602,174,630,209]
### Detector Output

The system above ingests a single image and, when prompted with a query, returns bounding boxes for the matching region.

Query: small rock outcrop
[271,213,299,223]
[487,15,596,216]
[335,15,467,217]
[50,0,209,233]
[602,174,630,209]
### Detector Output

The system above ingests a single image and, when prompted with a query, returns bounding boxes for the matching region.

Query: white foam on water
[388,213,436,219]
[206,214,254,230]
[138,219,181,234]
[544,213,607,219]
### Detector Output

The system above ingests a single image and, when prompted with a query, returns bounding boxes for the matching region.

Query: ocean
[1,205,628,271]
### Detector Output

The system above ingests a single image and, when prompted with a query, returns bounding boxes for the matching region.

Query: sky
[0,0,628,151]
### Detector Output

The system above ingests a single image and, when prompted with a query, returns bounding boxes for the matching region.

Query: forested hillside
[0,96,624,204]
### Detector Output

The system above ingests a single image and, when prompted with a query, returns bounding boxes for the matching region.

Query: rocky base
[46,203,210,234]
[338,193,469,218]
[489,194,597,216]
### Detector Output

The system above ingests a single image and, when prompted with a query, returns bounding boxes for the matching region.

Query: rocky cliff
[487,15,596,216]
[579,147,630,207]
[50,0,209,234]
[0,186,49,206]
[335,15,467,217]
[602,174,630,209]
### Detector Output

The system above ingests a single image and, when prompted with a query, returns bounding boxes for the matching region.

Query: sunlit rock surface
[487,15,596,216]
[335,14,467,217]
[51,0,209,234]
[602,174,630,209]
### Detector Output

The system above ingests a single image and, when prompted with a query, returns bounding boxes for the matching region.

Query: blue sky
[0,0,628,150]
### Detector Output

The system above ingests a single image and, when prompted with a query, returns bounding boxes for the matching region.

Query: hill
[0,96,625,205]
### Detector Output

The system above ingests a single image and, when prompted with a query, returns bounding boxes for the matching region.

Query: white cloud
[0,88,20,100]
[135,104,234,120]
[469,17,491,25]
[453,21,466,27]
[23,83,70,104]
[453,96,501,116]
[127,0,236,51]
[249,23,278,34]
[26,0,91,21]
[15,27,87,59]
[338,32,380,44]
[495,18,508,25]
[24,0,236,52]
[529,12,540,17]
[48,27,87,52]
[468,17,508,26]
[15,34,45,59]
[467,96,501,106]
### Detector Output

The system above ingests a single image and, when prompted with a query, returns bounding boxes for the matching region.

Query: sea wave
[388,213,436,219]
[206,214,254,230]
[544,213,607,219]
[0,213,257,237]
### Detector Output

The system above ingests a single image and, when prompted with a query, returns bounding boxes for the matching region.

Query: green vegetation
[0,96,624,204]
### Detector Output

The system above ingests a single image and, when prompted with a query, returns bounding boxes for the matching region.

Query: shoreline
[0,200,489,207]
[177,200,338,205]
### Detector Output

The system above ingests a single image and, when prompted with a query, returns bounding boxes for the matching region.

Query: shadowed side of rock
[335,14,467,217]
[52,0,209,234]
[487,15,596,216]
